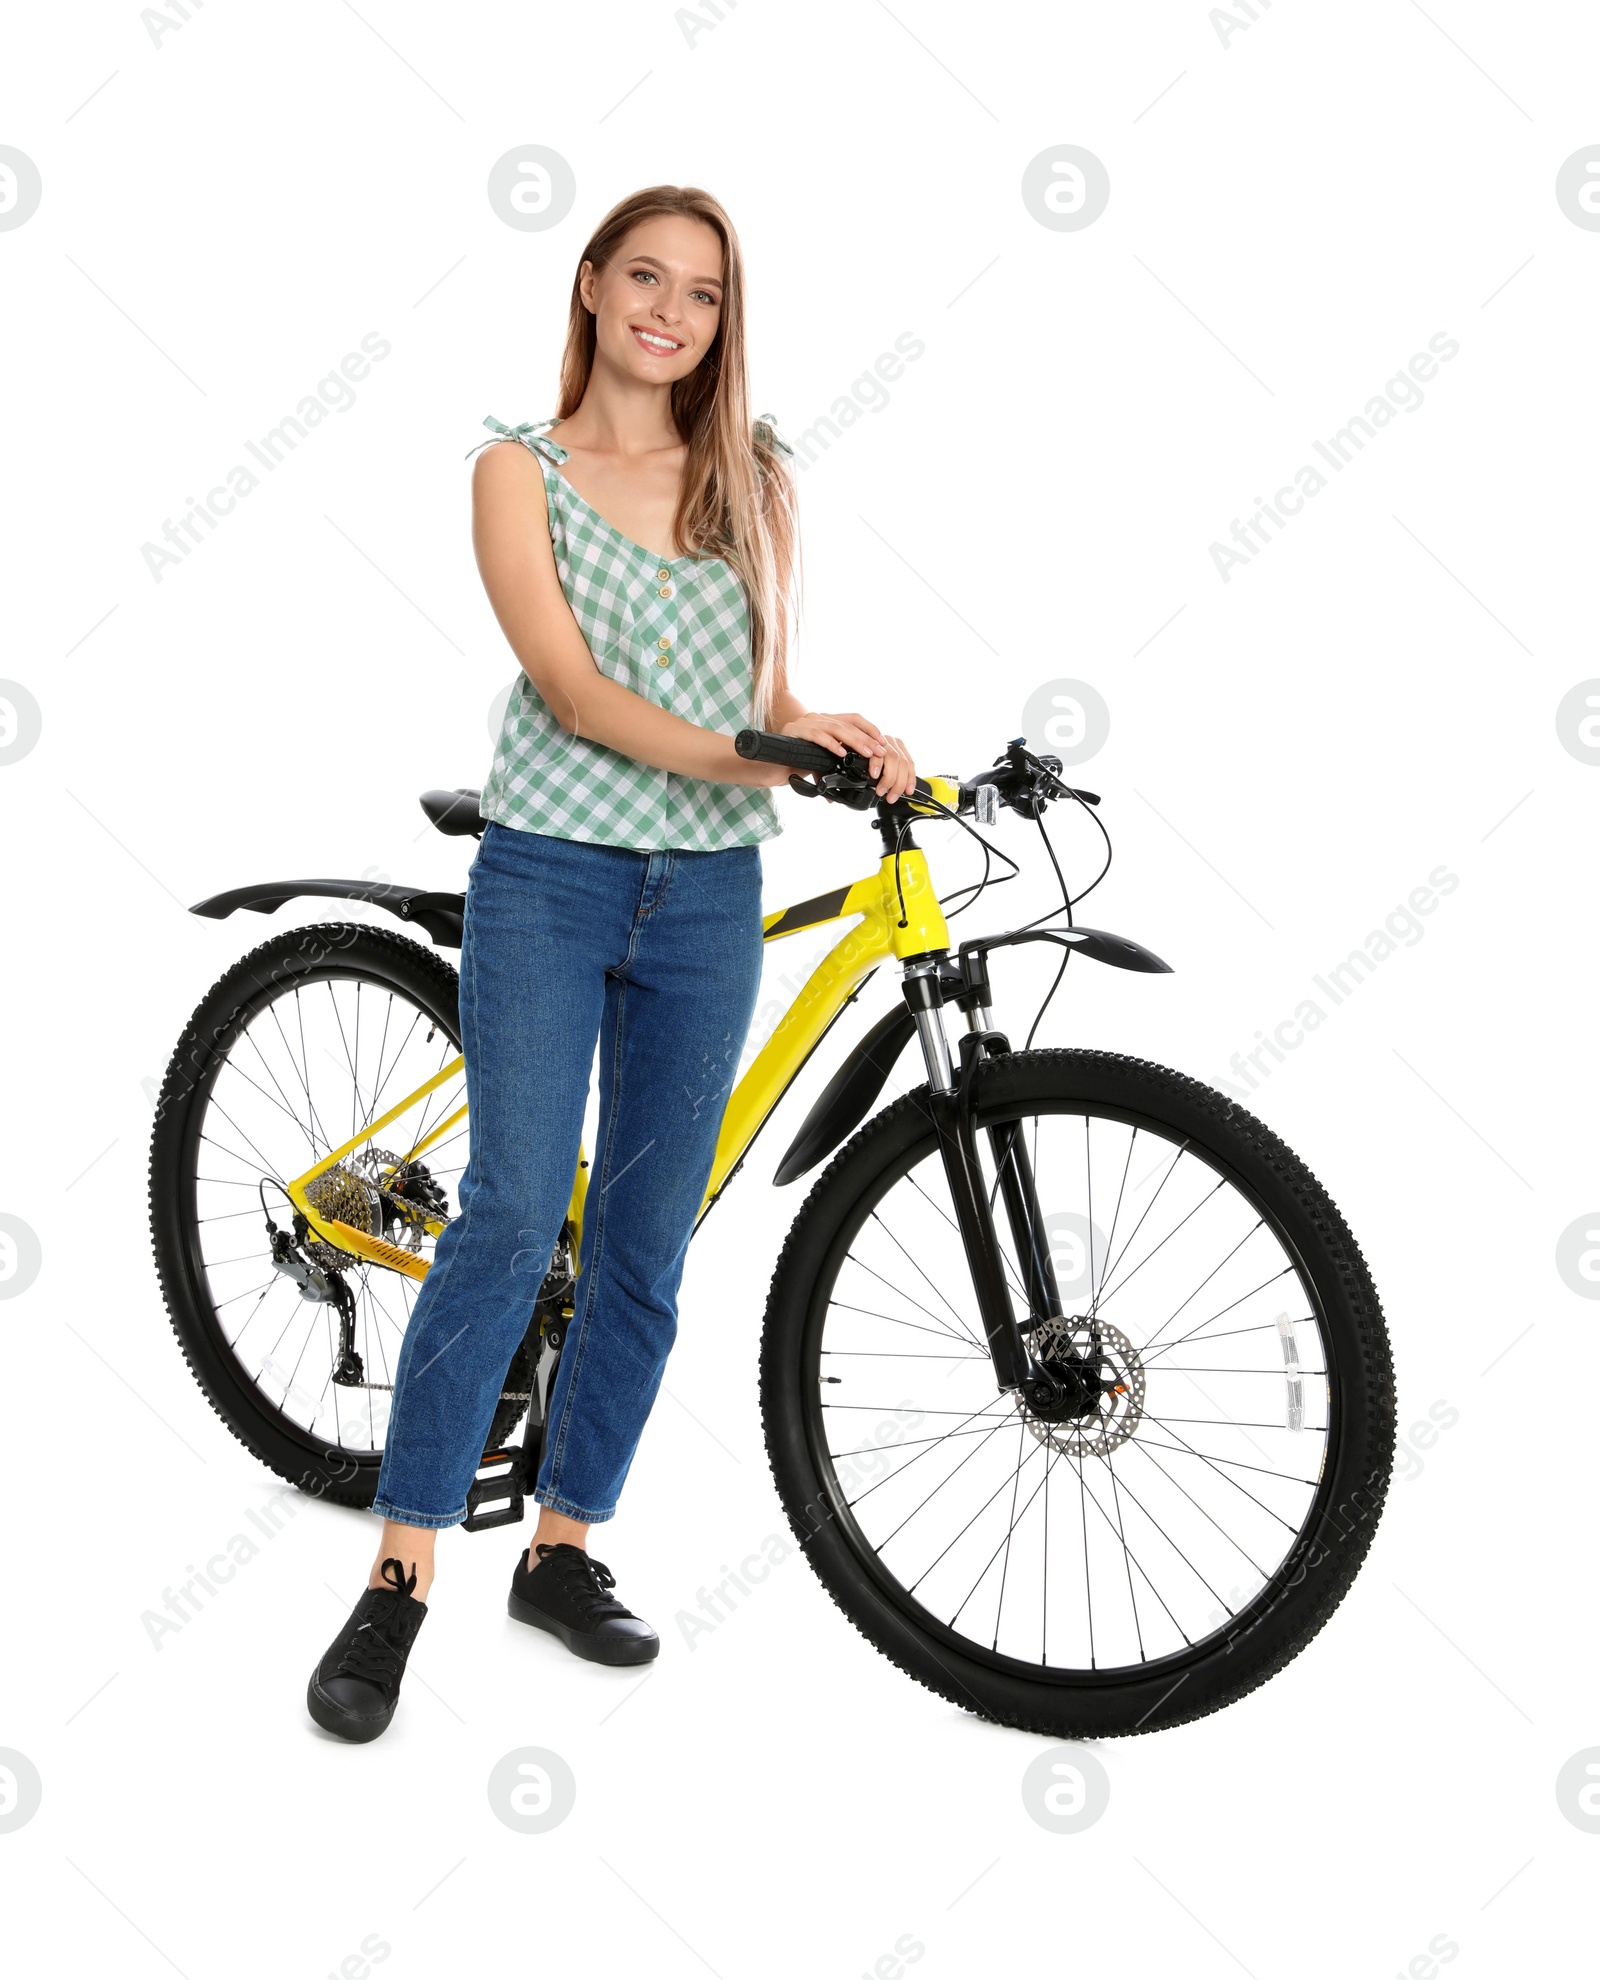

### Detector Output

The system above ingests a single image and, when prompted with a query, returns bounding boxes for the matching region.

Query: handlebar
[732,729,1099,821]
[732,728,843,778]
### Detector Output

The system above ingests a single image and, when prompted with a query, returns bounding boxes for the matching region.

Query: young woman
[307,185,918,1741]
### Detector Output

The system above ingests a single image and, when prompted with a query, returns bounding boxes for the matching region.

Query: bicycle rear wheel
[148,924,526,1503]
[759,1047,1394,1737]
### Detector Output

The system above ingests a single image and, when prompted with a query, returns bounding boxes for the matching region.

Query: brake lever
[1016,746,1100,808]
[790,768,876,811]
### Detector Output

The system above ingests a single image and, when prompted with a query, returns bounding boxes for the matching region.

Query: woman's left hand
[865,731,918,803]
[778,711,919,802]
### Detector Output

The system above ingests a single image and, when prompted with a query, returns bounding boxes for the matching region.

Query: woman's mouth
[630,325,685,356]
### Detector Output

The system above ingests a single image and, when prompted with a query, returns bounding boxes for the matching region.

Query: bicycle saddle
[420,789,486,838]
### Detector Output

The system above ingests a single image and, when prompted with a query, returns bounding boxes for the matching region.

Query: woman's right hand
[779,710,887,762]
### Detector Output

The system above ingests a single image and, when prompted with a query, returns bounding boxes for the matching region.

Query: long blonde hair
[556,185,797,728]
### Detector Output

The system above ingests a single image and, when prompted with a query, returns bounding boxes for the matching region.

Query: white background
[3,1,1596,1972]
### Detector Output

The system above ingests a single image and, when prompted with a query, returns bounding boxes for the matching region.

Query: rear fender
[190,879,466,949]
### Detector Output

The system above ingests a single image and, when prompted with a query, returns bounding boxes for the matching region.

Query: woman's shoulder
[468,418,555,526]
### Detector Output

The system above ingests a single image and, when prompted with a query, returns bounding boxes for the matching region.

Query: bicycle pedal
[462,1447,524,1532]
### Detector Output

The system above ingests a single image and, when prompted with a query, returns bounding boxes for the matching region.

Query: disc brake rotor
[1014,1316,1145,1458]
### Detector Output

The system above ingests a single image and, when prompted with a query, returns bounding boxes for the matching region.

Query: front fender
[774,1003,918,1185]
[962,923,1174,975]
[190,879,466,949]
[773,922,1171,1185]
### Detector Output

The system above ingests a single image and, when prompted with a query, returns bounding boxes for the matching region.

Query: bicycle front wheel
[759,1048,1394,1738]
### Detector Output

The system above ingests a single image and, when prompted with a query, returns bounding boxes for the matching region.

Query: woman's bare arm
[472,440,783,787]
[473,439,917,800]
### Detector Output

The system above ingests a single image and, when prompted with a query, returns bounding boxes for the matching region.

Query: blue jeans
[372,821,765,1528]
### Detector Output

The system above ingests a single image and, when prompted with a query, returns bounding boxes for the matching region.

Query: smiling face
[579,211,726,388]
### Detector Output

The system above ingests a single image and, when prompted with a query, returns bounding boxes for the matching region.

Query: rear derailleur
[266,1218,368,1384]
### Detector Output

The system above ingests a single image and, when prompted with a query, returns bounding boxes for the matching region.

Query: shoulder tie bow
[464,414,569,463]
[753,411,794,458]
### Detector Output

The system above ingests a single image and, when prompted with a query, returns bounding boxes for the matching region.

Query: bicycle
[149,730,1395,1736]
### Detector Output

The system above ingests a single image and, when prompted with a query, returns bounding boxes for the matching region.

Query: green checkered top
[469,414,783,853]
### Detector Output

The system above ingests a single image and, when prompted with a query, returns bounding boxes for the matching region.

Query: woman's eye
[630,269,658,285]
[691,290,717,306]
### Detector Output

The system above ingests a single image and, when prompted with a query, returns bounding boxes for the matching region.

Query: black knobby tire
[149,923,465,1506]
[759,1047,1395,1738]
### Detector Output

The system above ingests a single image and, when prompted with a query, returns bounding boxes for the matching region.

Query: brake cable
[897,787,1020,924]
[864,746,1116,1039]
[1019,792,1115,1048]
[891,812,911,928]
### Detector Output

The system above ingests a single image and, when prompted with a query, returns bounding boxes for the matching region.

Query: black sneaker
[508,1543,659,1666]
[307,1557,429,1742]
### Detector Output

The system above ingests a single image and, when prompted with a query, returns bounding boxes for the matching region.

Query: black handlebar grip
[733,728,844,775]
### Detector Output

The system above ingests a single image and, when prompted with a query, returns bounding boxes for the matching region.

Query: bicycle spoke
[268,997,334,1158]
[1102,1444,1146,1662]
[865,1209,990,1352]
[828,1295,988,1351]
[865,1408,1021,1539]
[1072,1447,1192,1647]
[357,996,420,1139]
[291,988,331,1156]
[1133,1220,1267,1357]
[821,1348,989,1361]
[904,1166,1029,1308]
[1077,1434,1094,1665]
[1130,1410,1310,1529]
[199,1103,285,1183]
[1080,1448,1231,1610]
[1096,1126,1138,1301]
[1119,1432,1318,1486]
[839,1257,986,1355]
[904,1432,1050,1592]
[222,1279,279,1342]
[947,1424,1026,1638]
[1137,1272,1299,1364]
[1122,1438,1271,1579]
[951,1430,1056,1634]
[827,1417,1026,1461]
[1088,1137,1190,1314]
[1146,1365,1328,1377]
[1084,1114,1095,1300]
[234,1029,324,1158]
[328,980,361,1142]
[1092,1175,1228,1312]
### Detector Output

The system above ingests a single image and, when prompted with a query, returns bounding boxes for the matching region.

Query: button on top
[656,566,671,581]
[657,635,672,651]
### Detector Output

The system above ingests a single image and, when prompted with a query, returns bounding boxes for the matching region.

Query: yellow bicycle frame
[283,780,964,1280]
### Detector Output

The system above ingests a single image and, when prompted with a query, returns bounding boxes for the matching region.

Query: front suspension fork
[902,964,1061,1392]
